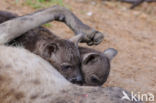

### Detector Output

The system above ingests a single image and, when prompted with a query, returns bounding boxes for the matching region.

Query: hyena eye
[61,63,72,71]
[91,75,100,84]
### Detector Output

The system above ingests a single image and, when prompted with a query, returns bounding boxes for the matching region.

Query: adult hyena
[0,45,141,103]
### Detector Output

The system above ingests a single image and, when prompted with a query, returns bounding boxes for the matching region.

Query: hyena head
[81,48,117,86]
[38,34,83,84]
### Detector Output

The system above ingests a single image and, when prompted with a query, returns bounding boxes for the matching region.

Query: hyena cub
[79,47,117,86]
[10,27,83,84]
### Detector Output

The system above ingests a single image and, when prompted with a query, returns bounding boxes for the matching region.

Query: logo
[121,91,155,102]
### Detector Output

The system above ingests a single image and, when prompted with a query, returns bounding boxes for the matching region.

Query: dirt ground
[0,0,156,99]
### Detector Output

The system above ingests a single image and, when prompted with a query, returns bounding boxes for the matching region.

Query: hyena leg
[0,6,103,45]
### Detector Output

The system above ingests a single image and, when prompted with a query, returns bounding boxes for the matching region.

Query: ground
[0,0,156,100]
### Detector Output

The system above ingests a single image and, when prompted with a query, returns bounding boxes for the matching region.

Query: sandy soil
[0,0,156,99]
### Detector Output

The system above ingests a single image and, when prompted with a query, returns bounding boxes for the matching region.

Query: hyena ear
[69,34,83,47]
[82,53,99,64]
[44,43,58,57]
[103,48,118,61]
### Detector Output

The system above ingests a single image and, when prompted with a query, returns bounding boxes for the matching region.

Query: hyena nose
[70,75,83,85]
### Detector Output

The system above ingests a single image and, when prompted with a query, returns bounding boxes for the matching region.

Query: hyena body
[0,10,117,86]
